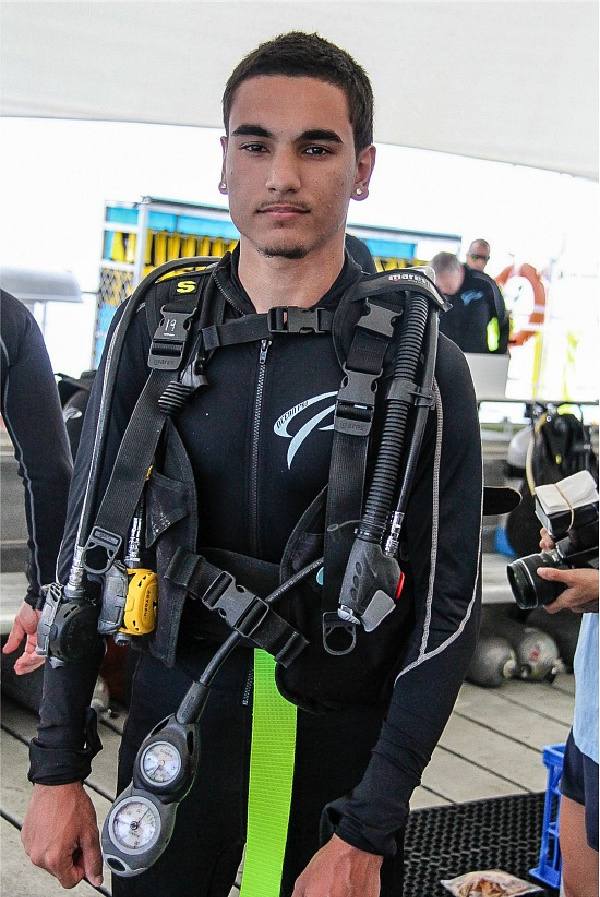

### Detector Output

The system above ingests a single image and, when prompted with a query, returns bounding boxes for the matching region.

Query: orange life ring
[495,263,546,346]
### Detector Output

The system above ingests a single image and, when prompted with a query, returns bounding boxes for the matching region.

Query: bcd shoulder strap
[82,258,221,574]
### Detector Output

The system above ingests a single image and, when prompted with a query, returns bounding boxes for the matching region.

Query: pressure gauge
[102,786,178,877]
[102,713,200,877]
[140,740,182,787]
[109,795,160,851]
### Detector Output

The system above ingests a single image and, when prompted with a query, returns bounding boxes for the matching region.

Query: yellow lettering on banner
[176,280,197,294]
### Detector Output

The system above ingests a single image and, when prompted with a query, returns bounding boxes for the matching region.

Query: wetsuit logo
[274,391,336,468]
[461,290,484,306]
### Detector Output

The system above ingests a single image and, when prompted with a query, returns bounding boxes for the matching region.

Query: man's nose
[265,147,301,193]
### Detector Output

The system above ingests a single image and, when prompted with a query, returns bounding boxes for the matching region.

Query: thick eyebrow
[230,124,344,144]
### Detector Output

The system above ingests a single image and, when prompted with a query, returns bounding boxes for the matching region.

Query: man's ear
[219,136,228,194]
[352,145,376,201]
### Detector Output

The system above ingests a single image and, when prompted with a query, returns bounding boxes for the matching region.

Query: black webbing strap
[166,547,308,667]
[82,294,203,575]
[322,299,400,614]
[202,306,333,351]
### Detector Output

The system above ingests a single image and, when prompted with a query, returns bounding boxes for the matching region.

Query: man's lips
[257,203,310,220]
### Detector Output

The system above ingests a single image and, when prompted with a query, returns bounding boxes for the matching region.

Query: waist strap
[166,547,308,668]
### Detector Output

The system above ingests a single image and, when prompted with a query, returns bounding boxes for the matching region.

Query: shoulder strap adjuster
[148,305,198,371]
[334,366,377,436]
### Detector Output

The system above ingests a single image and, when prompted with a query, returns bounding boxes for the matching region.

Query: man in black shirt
[1,290,72,674]
[22,34,483,897]
[431,251,509,354]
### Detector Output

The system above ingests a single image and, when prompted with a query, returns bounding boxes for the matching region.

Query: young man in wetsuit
[22,33,483,897]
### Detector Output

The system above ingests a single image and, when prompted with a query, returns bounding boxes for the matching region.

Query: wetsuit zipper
[250,338,271,557]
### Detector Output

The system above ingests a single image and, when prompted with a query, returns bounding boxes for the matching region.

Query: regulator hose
[357,293,430,543]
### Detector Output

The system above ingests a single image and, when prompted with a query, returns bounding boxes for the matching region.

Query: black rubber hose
[358,294,429,542]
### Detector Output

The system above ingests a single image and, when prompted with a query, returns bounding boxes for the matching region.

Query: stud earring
[218,181,227,193]
[355,187,363,196]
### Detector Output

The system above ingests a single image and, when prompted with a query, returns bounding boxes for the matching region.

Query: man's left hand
[292,834,383,897]
[2,601,44,674]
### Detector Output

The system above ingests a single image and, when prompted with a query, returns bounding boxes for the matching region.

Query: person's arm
[0,294,72,671]
[298,340,482,892]
[22,302,150,884]
[537,531,599,613]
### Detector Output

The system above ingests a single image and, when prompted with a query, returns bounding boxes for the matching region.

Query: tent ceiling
[2,1,597,180]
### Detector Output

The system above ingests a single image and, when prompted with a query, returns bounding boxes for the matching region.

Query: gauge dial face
[141,740,182,785]
[110,797,159,851]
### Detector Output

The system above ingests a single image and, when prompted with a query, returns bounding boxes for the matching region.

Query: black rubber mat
[404,792,559,896]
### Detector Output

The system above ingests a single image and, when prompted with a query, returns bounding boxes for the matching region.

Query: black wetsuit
[0,290,72,606]
[29,253,483,896]
[439,265,509,354]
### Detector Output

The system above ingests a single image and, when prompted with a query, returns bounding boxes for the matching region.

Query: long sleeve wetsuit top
[30,252,483,856]
[0,290,72,605]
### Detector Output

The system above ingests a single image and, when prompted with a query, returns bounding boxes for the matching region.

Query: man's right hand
[22,782,103,889]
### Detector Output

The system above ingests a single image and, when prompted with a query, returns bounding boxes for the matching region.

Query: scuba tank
[481,604,560,682]
[526,606,581,672]
[466,636,518,688]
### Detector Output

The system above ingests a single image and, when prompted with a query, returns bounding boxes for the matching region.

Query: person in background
[1,289,72,674]
[430,251,509,354]
[538,532,598,897]
[465,238,491,272]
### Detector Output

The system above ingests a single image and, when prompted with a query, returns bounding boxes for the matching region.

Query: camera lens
[506,552,566,609]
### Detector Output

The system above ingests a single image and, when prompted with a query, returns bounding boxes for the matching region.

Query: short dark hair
[223,31,374,153]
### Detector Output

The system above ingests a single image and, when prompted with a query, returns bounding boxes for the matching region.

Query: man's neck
[237,239,346,313]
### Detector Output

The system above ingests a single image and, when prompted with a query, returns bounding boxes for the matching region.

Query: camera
[507,471,599,609]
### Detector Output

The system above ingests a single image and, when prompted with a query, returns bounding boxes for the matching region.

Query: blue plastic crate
[530,742,565,890]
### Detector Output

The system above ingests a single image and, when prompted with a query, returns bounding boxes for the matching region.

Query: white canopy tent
[1,1,597,180]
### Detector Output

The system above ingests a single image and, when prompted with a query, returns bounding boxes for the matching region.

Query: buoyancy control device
[36,254,516,877]
[94,257,448,876]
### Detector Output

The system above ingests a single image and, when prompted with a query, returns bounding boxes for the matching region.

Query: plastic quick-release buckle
[148,307,196,371]
[82,527,123,575]
[203,571,307,667]
[267,306,328,334]
[334,366,377,437]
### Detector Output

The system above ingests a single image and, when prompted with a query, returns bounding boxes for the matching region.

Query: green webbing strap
[239,650,297,897]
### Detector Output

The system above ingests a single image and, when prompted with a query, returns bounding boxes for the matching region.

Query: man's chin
[260,245,308,261]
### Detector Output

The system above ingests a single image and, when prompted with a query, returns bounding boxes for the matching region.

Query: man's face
[467,242,490,271]
[221,75,374,260]
[435,269,463,297]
